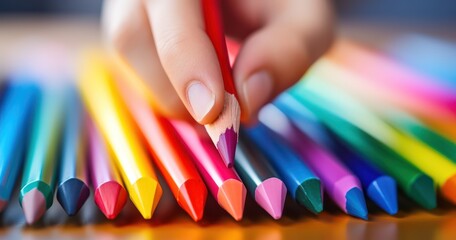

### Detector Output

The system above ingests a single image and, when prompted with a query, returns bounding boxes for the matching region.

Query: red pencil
[88,118,127,219]
[171,120,246,221]
[202,0,241,167]
[116,79,208,222]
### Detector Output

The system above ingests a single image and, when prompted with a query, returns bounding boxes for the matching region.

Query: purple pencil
[259,104,368,219]
[88,118,127,219]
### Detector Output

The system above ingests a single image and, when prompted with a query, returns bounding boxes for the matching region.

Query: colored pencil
[234,137,287,219]
[88,117,127,220]
[288,88,437,209]
[56,87,90,216]
[301,76,456,205]
[258,105,368,219]
[292,82,448,206]
[384,34,456,89]
[79,51,162,219]
[19,87,64,224]
[171,121,246,221]
[202,0,240,167]
[116,79,207,222]
[243,125,323,215]
[0,82,39,212]
[321,44,456,142]
[274,95,398,215]
[385,110,456,163]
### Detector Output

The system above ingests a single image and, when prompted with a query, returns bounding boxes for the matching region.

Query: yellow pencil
[78,51,162,219]
[295,74,456,204]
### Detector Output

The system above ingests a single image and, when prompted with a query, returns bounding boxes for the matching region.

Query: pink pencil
[88,118,127,219]
[329,41,456,107]
[259,105,368,219]
[170,121,246,221]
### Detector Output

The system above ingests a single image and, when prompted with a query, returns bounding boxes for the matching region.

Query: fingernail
[243,71,273,118]
[187,81,215,122]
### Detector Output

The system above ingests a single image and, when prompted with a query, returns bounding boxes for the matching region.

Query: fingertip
[185,80,224,125]
[237,70,274,123]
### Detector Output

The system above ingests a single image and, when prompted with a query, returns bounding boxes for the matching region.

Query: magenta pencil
[170,120,246,221]
[88,118,127,219]
[259,105,368,219]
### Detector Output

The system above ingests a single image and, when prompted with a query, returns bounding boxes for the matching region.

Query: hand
[102,0,334,124]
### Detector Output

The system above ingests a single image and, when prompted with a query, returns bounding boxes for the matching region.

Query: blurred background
[1,0,456,22]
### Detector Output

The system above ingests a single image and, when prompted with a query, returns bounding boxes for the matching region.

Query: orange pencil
[116,78,208,222]
[202,0,241,167]
[171,121,247,221]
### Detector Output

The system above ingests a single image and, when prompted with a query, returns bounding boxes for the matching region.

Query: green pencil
[287,83,437,210]
[19,88,65,224]
[385,110,456,164]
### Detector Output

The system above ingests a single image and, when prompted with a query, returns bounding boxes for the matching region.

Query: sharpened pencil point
[22,189,47,224]
[130,178,163,219]
[178,179,207,222]
[57,178,90,216]
[217,179,246,221]
[367,176,398,215]
[410,175,436,210]
[255,178,287,219]
[94,181,127,219]
[441,175,456,205]
[296,178,323,214]
[345,188,368,220]
[217,127,237,167]
[0,200,6,212]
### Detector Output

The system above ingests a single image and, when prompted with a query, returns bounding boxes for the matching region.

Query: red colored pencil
[116,79,208,222]
[171,120,246,221]
[88,118,127,219]
[202,0,241,167]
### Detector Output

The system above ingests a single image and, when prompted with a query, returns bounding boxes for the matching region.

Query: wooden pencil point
[205,93,240,167]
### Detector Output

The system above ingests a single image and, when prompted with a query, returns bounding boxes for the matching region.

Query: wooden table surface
[1,16,456,240]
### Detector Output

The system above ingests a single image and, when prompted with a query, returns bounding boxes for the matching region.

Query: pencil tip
[21,189,47,224]
[178,179,207,222]
[345,188,368,220]
[130,177,163,219]
[367,176,398,215]
[296,178,323,214]
[217,179,246,221]
[217,127,237,167]
[0,200,6,212]
[94,181,128,219]
[410,175,436,210]
[255,178,287,219]
[442,175,456,205]
[57,178,90,216]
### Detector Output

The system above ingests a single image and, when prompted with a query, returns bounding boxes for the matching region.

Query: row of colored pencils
[1,35,455,225]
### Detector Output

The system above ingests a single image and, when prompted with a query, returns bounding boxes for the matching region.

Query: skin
[102,0,334,124]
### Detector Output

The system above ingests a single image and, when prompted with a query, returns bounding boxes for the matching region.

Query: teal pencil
[19,87,65,224]
[0,82,39,212]
[56,87,90,216]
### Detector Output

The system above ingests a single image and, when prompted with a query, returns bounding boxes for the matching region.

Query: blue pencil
[0,82,39,212]
[56,87,90,216]
[242,125,323,214]
[274,93,398,215]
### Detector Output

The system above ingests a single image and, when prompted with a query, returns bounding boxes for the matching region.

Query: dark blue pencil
[243,125,323,214]
[56,87,90,216]
[274,94,398,215]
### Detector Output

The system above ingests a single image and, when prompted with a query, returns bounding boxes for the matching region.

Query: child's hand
[102,0,334,124]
